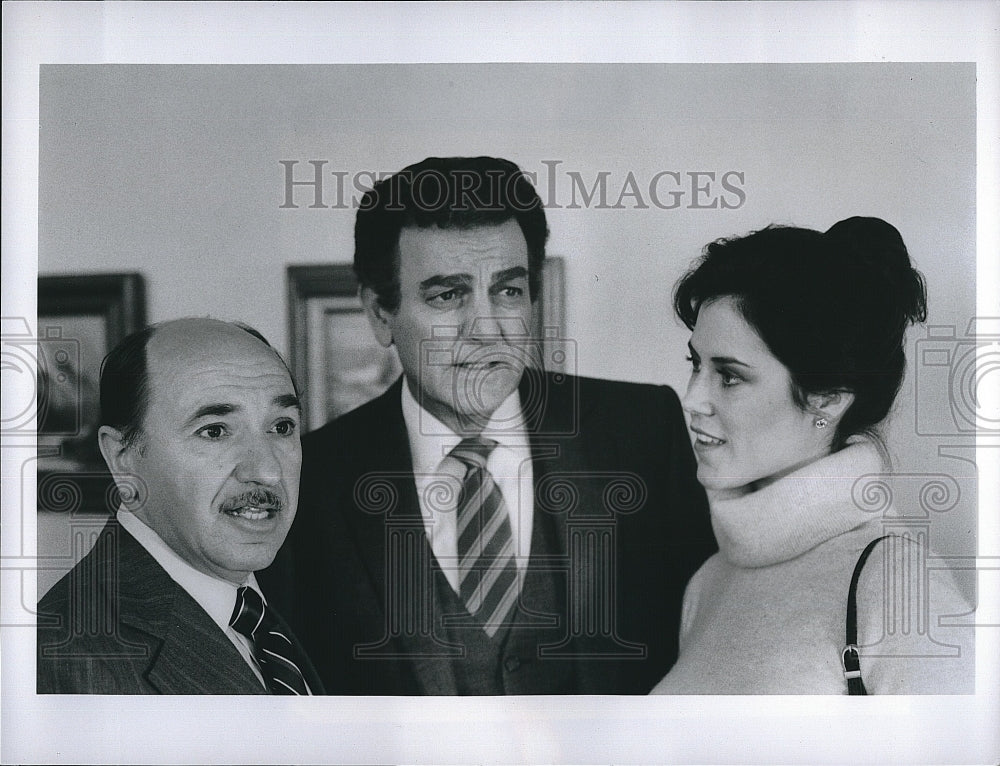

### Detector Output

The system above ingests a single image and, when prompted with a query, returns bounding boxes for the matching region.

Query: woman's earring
[814,417,829,429]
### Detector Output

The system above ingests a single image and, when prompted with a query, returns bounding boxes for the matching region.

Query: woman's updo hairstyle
[673,216,927,450]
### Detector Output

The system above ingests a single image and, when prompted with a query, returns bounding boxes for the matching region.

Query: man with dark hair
[263,156,716,694]
[353,156,549,313]
[37,318,323,694]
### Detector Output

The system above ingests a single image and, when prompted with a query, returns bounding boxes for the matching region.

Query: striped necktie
[229,586,311,695]
[450,436,519,638]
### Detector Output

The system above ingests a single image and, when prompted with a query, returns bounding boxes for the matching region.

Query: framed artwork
[36,273,146,519]
[287,258,566,431]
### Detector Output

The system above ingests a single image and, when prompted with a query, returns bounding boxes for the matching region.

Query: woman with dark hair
[653,217,974,694]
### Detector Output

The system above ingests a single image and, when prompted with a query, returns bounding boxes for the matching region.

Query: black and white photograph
[2,2,998,764]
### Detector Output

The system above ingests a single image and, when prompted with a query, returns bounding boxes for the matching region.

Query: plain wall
[38,63,977,571]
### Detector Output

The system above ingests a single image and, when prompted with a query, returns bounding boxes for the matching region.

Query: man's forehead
[397,222,529,275]
[150,318,262,356]
[145,320,294,409]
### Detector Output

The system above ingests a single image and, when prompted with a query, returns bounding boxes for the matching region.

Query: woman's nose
[681,372,713,416]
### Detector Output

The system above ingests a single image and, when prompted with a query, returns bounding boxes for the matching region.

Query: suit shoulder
[569,374,683,417]
[303,383,398,449]
[38,530,114,610]
[37,571,72,615]
[570,373,676,397]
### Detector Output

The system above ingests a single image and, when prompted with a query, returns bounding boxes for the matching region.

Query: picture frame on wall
[287,258,566,431]
[35,273,147,519]
[287,264,402,432]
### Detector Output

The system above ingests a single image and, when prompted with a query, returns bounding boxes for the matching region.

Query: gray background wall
[38,63,977,581]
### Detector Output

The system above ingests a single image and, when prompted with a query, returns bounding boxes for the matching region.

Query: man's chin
[227,543,283,572]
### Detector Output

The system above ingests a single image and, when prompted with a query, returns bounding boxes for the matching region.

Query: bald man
[37,318,323,694]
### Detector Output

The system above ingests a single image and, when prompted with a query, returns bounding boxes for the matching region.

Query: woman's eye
[720,371,742,387]
[196,424,226,440]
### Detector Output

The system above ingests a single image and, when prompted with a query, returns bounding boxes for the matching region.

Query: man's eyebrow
[490,266,529,285]
[274,393,302,413]
[184,403,237,427]
[183,395,300,427]
[419,273,473,291]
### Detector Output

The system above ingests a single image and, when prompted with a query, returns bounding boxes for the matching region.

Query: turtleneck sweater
[653,441,975,694]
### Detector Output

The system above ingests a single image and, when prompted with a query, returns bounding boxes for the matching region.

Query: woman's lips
[691,426,725,446]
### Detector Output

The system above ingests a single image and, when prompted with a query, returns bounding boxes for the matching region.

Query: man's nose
[233,438,282,485]
[461,293,530,341]
[461,291,503,339]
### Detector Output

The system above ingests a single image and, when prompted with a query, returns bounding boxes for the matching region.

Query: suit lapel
[521,371,608,690]
[112,523,266,694]
[520,369,592,560]
[342,380,459,695]
[141,592,266,695]
[344,379,424,610]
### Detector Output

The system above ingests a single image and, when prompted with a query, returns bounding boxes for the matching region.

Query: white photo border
[2,2,998,764]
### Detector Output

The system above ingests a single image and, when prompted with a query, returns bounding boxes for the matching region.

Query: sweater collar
[708,440,886,568]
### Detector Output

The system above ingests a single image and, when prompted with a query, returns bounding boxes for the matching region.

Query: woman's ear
[361,286,394,348]
[807,390,855,426]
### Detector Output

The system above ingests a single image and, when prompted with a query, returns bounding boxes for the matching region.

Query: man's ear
[98,425,144,509]
[806,390,855,425]
[98,425,138,478]
[361,286,394,348]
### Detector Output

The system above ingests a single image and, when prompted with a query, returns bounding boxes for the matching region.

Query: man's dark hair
[354,156,549,311]
[99,320,296,450]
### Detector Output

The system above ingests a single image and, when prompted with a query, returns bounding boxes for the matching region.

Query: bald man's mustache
[219,488,284,517]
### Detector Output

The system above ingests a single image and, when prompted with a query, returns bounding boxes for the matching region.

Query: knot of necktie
[449,436,499,471]
[230,585,268,638]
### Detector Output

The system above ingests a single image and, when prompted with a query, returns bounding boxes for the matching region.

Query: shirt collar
[400,375,526,473]
[116,508,261,631]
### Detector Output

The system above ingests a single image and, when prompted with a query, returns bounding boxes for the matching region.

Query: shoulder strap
[843,535,891,695]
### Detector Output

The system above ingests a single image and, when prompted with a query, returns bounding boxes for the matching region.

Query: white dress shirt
[400,380,534,593]
[116,509,267,689]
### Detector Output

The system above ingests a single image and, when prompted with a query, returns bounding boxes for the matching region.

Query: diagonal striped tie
[229,586,311,695]
[450,436,518,639]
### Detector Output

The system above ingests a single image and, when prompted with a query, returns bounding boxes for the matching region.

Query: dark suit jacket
[260,372,715,694]
[37,519,324,694]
